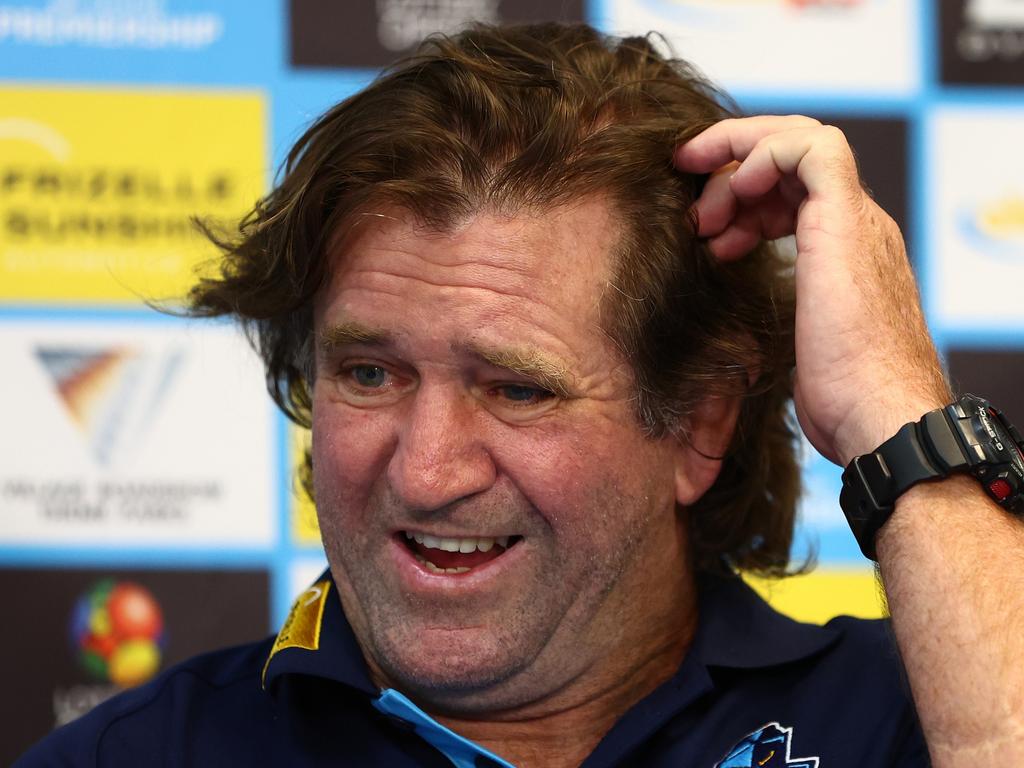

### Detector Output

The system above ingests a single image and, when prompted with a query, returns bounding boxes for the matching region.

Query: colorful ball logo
[70,579,165,688]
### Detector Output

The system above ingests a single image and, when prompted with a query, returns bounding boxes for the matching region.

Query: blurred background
[1,0,1022,760]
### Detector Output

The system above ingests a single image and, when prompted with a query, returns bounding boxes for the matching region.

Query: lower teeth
[414,554,470,574]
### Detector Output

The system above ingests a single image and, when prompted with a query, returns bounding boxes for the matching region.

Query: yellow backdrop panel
[745,568,887,625]
[1,86,266,303]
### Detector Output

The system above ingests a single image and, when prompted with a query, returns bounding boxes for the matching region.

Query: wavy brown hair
[189,22,800,576]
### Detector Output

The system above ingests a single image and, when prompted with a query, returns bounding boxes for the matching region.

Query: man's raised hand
[675,116,949,466]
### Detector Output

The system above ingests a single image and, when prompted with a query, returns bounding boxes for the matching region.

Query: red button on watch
[988,478,1013,501]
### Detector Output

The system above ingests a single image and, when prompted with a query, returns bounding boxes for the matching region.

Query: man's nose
[386,384,497,511]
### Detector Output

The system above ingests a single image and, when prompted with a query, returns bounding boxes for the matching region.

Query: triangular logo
[35,345,183,466]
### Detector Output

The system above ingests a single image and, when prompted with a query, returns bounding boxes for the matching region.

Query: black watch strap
[840,395,1024,561]
[840,413,960,560]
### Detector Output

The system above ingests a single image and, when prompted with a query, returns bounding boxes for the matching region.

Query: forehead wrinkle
[459,341,575,399]
[345,262,540,300]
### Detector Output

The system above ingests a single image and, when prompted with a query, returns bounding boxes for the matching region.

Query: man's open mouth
[399,531,522,574]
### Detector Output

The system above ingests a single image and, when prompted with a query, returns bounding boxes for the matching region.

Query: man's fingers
[692,161,739,237]
[682,116,863,261]
[674,114,822,173]
[705,198,796,260]
[707,211,762,260]
[729,125,858,203]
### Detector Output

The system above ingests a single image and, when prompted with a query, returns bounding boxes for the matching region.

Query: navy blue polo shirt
[16,570,927,767]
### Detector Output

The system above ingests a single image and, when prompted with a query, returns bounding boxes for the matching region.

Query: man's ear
[673,394,743,506]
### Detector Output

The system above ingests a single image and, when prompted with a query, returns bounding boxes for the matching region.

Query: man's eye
[350,365,389,388]
[493,384,554,406]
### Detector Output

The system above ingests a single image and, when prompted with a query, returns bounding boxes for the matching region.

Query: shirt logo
[715,722,820,768]
[261,580,331,686]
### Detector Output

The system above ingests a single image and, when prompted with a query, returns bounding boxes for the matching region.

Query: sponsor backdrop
[1,0,1021,759]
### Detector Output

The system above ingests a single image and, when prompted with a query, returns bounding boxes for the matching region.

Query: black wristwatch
[840,394,1024,561]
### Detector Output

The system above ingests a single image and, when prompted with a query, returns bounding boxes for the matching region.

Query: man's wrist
[840,391,1024,560]
[873,474,985,562]
[834,391,951,467]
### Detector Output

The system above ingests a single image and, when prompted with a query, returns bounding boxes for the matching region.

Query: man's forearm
[676,114,1024,763]
[877,474,1024,765]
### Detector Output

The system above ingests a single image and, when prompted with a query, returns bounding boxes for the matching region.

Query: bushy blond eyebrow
[318,321,391,353]
[465,343,573,399]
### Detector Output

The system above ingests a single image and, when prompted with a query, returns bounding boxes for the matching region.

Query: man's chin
[373,624,533,705]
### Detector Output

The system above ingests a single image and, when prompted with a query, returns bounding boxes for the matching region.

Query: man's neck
[432,613,695,768]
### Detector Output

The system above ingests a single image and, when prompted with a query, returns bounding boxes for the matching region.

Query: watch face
[978,408,1022,464]
[972,406,1024,501]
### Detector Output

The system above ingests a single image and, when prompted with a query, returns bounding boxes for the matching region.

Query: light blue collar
[373,688,517,768]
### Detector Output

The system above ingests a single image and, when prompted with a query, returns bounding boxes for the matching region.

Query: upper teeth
[405,531,510,552]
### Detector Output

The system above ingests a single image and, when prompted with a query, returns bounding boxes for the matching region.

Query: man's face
[311,199,691,710]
